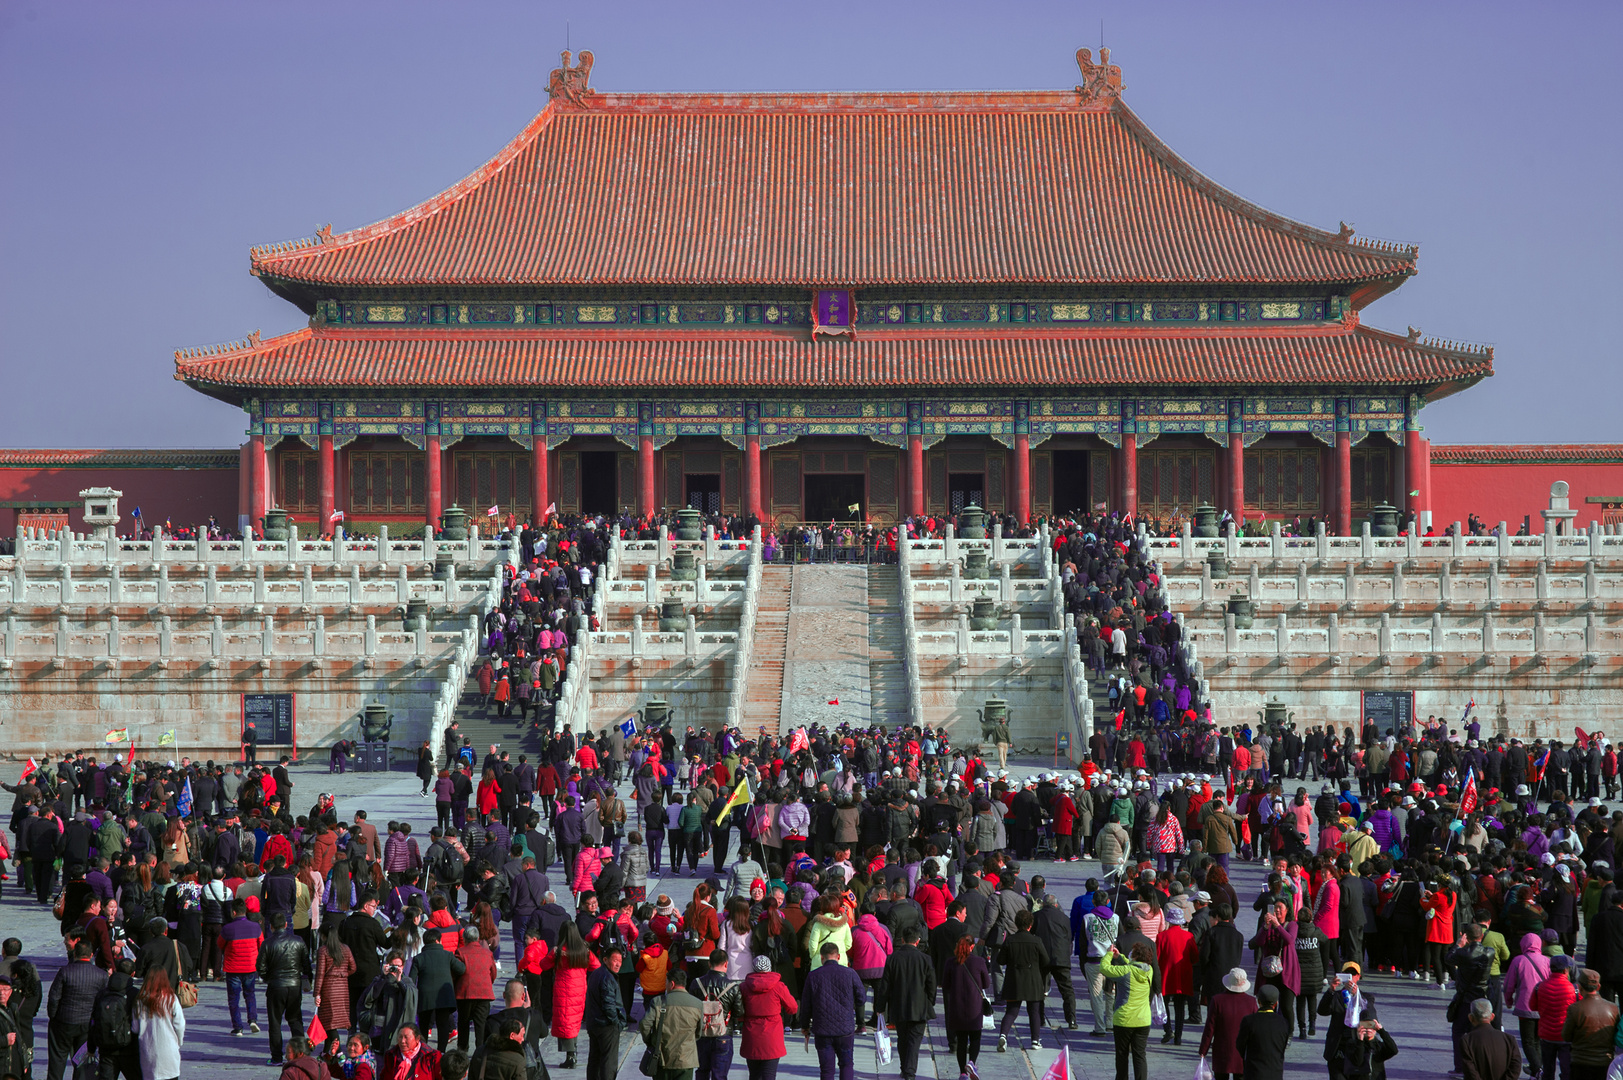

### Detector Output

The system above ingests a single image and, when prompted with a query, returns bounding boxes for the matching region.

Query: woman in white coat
[134,968,186,1080]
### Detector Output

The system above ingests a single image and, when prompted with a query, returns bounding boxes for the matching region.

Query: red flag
[307,1014,326,1045]
[19,758,38,782]
[1459,767,1478,818]
[126,742,136,766]
[1040,1049,1071,1080]
[826,699,840,706]
[789,728,810,753]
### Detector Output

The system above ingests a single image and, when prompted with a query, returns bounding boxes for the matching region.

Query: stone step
[741,565,793,729]
[867,563,910,725]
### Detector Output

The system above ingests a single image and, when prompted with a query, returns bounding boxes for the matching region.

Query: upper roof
[249,50,1417,293]
[174,319,1491,401]
[0,449,239,469]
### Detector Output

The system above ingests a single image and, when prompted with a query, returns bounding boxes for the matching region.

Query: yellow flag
[715,777,752,824]
[158,730,177,746]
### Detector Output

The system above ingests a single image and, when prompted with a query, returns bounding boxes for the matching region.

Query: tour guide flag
[1459,766,1478,818]
[619,715,637,739]
[177,777,193,818]
[105,728,129,744]
[715,777,752,824]
[19,758,38,782]
[158,729,177,746]
[789,727,810,753]
[1040,1049,1071,1080]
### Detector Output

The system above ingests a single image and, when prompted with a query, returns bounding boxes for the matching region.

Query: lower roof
[175,320,1492,403]
[0,449,240,469]
[1430,444,1623,466]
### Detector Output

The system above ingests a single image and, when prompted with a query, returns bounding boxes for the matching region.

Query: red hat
[245,895,261,912]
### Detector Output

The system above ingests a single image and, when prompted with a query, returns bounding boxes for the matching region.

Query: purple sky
[2,1,1618,448]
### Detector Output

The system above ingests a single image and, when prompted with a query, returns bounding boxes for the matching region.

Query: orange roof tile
[249,84,1417,290]
[1430,444,1623,465]
[0,449,239,468]
[175,322,1490,397]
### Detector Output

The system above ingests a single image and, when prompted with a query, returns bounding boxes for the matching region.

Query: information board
[1360,690,1414,736]
[243,693,296,746]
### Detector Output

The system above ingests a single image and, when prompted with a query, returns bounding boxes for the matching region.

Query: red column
[1012,435,1031,524]
[1228,434,1245,522]
[1406,433,1426,518]
[638,434,656,517]
[318,432,335,536]
[250,431,268,532]
[533,441,549,522]
[744,433,762,520]
[1335,431,1352,536]
[238,440,251,533]
[425,432,442,528]
[1121,434,1138,518]
[907,434,924,517]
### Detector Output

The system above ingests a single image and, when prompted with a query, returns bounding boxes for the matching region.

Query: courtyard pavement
[1,754,1465,1079]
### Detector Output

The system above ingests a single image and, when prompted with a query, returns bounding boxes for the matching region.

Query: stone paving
[784,566,874,730]
[2,754,1467,1080]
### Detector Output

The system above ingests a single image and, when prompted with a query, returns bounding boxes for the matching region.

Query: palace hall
[171,48,1494,535]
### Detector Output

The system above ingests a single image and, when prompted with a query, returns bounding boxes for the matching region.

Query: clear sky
[2,0,1618,448]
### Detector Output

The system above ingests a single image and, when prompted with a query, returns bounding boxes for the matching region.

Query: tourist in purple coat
[941,936,993,1080]
[1199,967,1258,1080]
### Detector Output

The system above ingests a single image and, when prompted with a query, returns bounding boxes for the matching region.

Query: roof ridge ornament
[1336,222,1355,242]
[315,224,333,244]
[1075,47,1123,104]
[548,50,596,106]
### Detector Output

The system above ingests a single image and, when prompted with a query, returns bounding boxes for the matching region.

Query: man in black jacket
[258,911,310,1065]
[1235,984,1292,1080]
[339,894,391,1012]
[583,951,628,1080]
[46,940,107,1080]
[930,900,973,981]
[801,943,867,1080]
[1198,905,1246,1001]
[882,927,938,1080]
[25,807,63,903]
[1032,895,1078,1029]
[1587,890,1623,1003]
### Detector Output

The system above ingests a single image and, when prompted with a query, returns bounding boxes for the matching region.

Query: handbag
[639,1003,664,1078]
[1150,994,1168,1025]
[981,992,996,1030]
[173,941,199,1009]
[874,1026,893,1066]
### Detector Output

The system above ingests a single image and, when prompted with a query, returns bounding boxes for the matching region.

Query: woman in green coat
[1099,942,1157,1080]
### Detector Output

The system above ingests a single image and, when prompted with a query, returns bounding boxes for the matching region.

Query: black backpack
[92,986,134,1049]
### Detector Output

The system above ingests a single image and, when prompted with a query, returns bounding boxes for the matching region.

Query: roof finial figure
[1406,326,1421,342]
[315,223,333,244]
[549,49,596,106]
[248,329,262,347]
[1337,222,1355,242]
[1076,47,1123,103]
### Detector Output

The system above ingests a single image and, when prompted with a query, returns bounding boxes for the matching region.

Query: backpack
[92,986,134,1049]
[700,997,728,1038]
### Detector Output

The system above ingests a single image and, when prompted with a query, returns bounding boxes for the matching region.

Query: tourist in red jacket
[219,899,264,1035]
[452,927,499,1053]
[378,1024,441,1080]
[1050,787,1080,862]
[1155,906,1199,1045]
[540,923,600,1068]
[740,955,799,1075]
[1419,878,1458,987]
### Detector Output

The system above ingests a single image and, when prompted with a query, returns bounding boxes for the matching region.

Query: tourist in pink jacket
[1503,932,1553,1069]
[572,845,607,896]
[849,912,893,1025]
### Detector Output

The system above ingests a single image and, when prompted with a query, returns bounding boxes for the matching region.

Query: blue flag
[619,715,637,739]
[177,777,193,818]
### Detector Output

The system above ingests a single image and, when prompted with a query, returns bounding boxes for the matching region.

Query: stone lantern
[675,507,703,541]
[963,546,991,580]
[670,546,698,581]
[79,487,123,540]
[1192,504,1221,539]
[438,506,469,541]
[1369,503,1400,538]
[958,504,988,539]
[659,598,686,632]
[969,596,997,631]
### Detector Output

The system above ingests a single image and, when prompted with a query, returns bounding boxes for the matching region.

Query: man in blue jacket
[800,942,867,1080]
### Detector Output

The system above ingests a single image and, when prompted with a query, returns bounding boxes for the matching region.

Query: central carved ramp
[782,564,871,732]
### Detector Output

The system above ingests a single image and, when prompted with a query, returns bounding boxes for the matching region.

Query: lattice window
[618,453,637,512]
[1139,449,1219,518]
[771,456,800,509]
[801,452,823,473]
[347,452,426,515]
[986,454,1005,511]
[722,456,741,512]
[278,451,318,513]
[869,455,898,510]
[948,451,984,472]
[1032,453,1052,515]
[664,455,683,510]
[1246,448,1327,513]
[928,455,948,511]
[559,454,579,512]
[1351,447,1390,509]
[452,453,532,514]
[1091,452,1111,511]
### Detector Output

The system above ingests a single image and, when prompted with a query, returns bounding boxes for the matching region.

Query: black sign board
[242,693,296,746]
[1360,690,1414,736]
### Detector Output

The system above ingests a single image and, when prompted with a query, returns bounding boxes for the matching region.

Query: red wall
[1429,449,1623,532]
[0,461,240,535]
